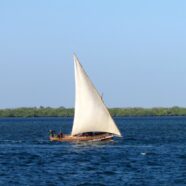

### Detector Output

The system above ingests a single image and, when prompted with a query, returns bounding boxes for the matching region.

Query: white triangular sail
[71,55,121,136]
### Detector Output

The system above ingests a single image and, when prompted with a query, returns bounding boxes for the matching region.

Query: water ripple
[0,117,186,185]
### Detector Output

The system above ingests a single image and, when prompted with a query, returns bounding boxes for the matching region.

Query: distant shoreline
[0,107,186,118]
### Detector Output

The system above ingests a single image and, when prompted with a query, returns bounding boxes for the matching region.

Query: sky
[0,0,186,108]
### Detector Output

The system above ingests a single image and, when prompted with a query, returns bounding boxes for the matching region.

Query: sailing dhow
[49,55,121,142]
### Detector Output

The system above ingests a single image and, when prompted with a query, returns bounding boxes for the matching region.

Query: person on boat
[49,130,55,137]
[58,132,64,139]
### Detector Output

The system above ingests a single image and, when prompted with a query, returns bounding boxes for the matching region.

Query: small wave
[140,152,157,156]
[0,140,23,144]
[179,154,186,159]
[32,139,50,144]
[76,182,106,186]
[124,137,137,141]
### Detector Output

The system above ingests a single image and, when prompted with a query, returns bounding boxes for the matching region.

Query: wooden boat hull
[49,133,114,142]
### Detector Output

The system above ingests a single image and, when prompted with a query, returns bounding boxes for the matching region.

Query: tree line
[0,106,186,118]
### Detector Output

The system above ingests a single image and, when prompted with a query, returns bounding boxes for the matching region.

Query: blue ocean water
[0,117,186,186]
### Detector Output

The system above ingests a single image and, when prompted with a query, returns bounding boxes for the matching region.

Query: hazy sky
[0,0,186,108]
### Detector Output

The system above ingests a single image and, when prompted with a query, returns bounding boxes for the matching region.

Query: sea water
[0,117,185,186]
